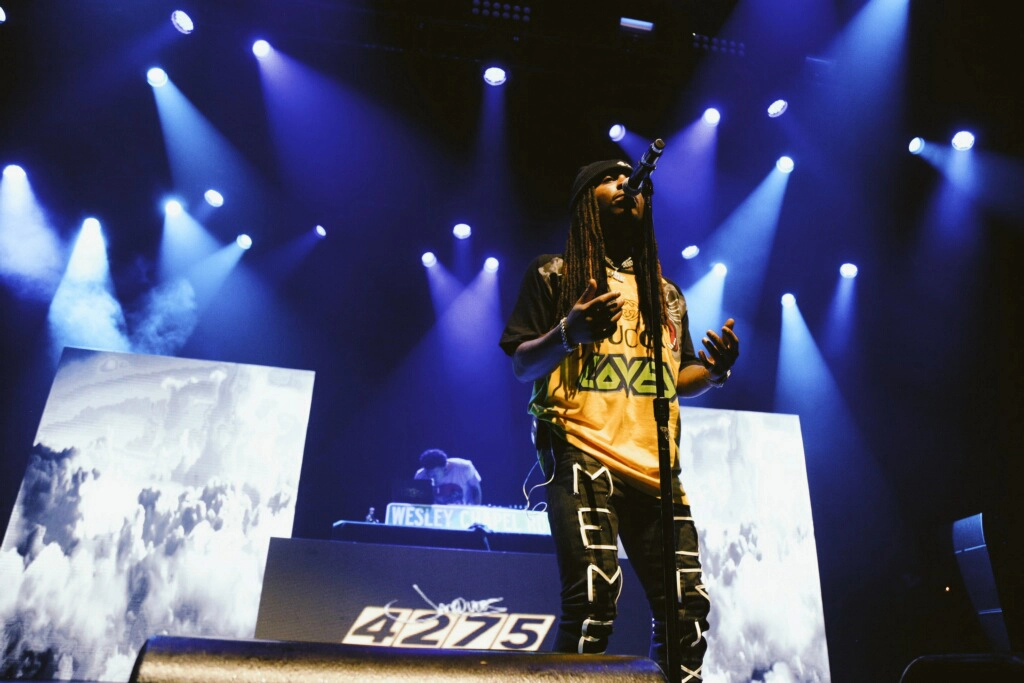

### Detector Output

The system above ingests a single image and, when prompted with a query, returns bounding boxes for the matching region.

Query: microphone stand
[640,162,683,683]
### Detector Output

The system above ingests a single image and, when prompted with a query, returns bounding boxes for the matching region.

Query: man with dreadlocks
[499,159,739,681]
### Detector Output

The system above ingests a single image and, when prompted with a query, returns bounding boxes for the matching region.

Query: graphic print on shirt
[577,296,678,399]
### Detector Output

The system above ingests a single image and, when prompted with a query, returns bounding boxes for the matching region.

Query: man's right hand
[512,280,623,383]
[564,278,623,345]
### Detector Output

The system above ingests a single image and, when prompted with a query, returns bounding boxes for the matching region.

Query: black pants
[542,439,710,682]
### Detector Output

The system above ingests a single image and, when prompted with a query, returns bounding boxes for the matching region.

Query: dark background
[1,1,1021,680]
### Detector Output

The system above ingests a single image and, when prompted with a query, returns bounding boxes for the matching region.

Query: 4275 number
[343,607,555,651]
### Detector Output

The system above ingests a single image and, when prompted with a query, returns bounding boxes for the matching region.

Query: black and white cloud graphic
[680,407,830,682]
[1,349,314,681]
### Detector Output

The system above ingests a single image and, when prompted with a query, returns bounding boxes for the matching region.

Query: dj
[413,448,482,506]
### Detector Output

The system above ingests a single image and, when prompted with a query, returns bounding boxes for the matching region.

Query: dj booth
[254,503,651,656]
[330,502,556,553]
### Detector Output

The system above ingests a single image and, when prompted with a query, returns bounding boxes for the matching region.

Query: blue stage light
[452,223,472,239]
[484,257,500,273]
[164,199,183,216]
[767,99,788,118]
[170,10,194,34]
[608,124,626,142]
[840,263,858,279]
[315,225,327,238]
[252,40,271,58]
[421,251,438,268]
[681,245,700,260]
[781,293,796,307]
[951,131,975,151]
[702,108,721,127]
[64,218,108,282]
[0,7,6,23]
[3,164,25,179]
[483,67,506,86]
[236,234,253,250]
[713,262,727,276]
[908,137,924,155]
[204,189,224,207]
[146,68,168,88]
[620,17,654,32]
[776,156,794,173]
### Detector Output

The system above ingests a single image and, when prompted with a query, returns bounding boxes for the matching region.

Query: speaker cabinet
[130,635,668,682]
[900,653,1024,682]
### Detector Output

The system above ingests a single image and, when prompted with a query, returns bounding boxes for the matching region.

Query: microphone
[623,138,665,197]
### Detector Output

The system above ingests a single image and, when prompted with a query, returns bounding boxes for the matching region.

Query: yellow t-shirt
[529,267,691,498]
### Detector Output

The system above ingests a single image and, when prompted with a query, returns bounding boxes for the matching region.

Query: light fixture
[620,17,654,32]
[204,189,224,207]
[692,33,745,57]
[170,10,194,34]
[767,99,788,118]
[3,164,26,179]
[472,1,531,22]
[146,67,168,88]
[951,131,975,151]
[483,67,506,86]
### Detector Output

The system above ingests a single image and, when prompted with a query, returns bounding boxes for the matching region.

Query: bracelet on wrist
[559,317,578,354]
[707,367,730,388]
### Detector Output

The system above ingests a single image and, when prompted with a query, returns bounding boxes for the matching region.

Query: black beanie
[568,159,633,210]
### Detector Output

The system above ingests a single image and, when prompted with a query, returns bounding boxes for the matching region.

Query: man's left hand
[699,318,739,379]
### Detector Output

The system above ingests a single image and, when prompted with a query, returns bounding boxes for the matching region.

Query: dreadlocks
[556,184,669,345]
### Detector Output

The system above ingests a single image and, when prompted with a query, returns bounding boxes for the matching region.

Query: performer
[413,448,482,505]
[499,159,739,681]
